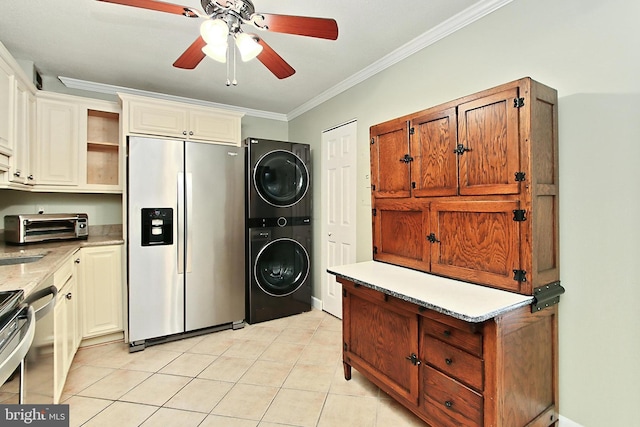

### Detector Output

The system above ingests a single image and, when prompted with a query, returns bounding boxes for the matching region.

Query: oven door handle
[23,286,58,321]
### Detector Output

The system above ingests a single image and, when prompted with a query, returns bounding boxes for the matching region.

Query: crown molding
[58,76,288,121]
[286,0,513,120]
[59,0,511,123]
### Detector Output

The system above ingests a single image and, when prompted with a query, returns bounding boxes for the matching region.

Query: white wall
[288,0,640,425]
[0,190,122,225]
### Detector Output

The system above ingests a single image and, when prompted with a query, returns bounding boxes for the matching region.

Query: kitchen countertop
[0,225,124,296]
[328,261,534,323]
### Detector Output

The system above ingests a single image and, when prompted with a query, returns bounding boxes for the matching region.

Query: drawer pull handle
[443,330,451,337]
[66,293,72,300]
[445,400,453,408]
[445,358,453,365]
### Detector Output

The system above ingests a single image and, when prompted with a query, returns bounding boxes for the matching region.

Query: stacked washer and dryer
[245,138,312,324]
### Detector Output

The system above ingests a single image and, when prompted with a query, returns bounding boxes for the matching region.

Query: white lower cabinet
[52,244,123,403]
[78,245,123,339]
[53,252,80,403]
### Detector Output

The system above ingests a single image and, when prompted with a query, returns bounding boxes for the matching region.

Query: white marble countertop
[0,231,124,296]
[328,261,533,323]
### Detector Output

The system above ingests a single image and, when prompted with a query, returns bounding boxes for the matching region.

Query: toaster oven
[4,214,89,244]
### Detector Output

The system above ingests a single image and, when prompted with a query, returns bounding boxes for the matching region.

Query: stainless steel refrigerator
[127,136,245,351]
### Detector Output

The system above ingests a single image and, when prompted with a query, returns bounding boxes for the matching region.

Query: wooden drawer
[421,316,482,357]
[422,336,483,391]
[422,366,482,427]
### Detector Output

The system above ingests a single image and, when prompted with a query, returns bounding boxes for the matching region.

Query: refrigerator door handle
[186,172,193,273]
[177,172,185,274]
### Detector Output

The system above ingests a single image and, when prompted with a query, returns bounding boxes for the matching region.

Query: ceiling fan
[96,0,338,80]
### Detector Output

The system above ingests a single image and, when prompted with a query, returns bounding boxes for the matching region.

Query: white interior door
[321,120,357,318]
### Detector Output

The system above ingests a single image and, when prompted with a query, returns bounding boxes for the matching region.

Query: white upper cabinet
[35,94,80,186]
[119,93,243,146]
[0,42,37,187]
[34,91,122,193]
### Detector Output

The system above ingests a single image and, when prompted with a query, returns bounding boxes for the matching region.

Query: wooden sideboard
[330,262,559,427]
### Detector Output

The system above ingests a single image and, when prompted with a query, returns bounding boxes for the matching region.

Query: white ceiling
[0,0,507,117]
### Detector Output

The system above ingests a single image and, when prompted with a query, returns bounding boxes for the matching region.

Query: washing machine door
[253,150,309,207]
[255,238,310,296]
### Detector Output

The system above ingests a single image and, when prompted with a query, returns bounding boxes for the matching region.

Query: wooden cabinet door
[457,87,521,196]
[429,200,522,291]
[410,107,458,197]
[129,100,187,139]
[373,199,430,272]
[79,245,123,338]
[343,284,419,403]
[0,58,11,154]
[188,107,241,145]
[370,119,411,198]
[36,97,80,185]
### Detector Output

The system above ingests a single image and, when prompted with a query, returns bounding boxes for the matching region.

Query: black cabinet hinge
[513,269,527,282]
[514,97,525,108]
[373,246,378,255]
[344,343,348,351]
[513,209,527,221]
[372,208,377,217]
[532,281,565,312]
[343,289,347,297]
[372,184,376,191]
[426,233,440,243]
[515,171,526,182]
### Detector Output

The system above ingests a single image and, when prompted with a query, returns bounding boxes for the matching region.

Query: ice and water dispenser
[141,208,173,246]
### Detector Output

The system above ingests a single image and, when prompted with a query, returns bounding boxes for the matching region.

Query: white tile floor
[2,309,427,426]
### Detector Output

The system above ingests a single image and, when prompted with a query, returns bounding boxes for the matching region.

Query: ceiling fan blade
[173,36,207,69]
[258,14,338,40]
[256,38,296,79]
[96,0,198,17]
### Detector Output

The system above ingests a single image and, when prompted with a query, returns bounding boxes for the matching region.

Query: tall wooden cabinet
[332,77,562,427]
[370,77,559,295]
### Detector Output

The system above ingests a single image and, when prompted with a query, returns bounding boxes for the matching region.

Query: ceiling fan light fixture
[200,18,229,46]
[202,43,228,63]
[235,32,263,62]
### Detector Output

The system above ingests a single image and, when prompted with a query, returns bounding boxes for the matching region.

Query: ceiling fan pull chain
[232,46,238,86]
[225,40,231,86]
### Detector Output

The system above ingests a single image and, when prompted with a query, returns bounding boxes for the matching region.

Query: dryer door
[254,238,310,296]
[253,150,309,207]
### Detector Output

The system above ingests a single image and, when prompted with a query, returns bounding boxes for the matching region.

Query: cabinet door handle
[13,171,21,177]
[28,174,34,180]
[444,400,453,408]
[443,329,451,337]
[189,131,194,136]
[405,353,421,365]
[75,258,80,264]
[66,292,72,300]
[182,130,187,136]
[445,358,453,365]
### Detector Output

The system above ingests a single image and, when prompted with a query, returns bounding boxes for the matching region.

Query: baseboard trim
[559,415,583,427]
[311,296,323,311]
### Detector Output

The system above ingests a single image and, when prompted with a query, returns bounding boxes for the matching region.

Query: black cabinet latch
[400,154,414,163]
[426,233,440,243]
[453,144,471,155]
[405,353,421,366]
